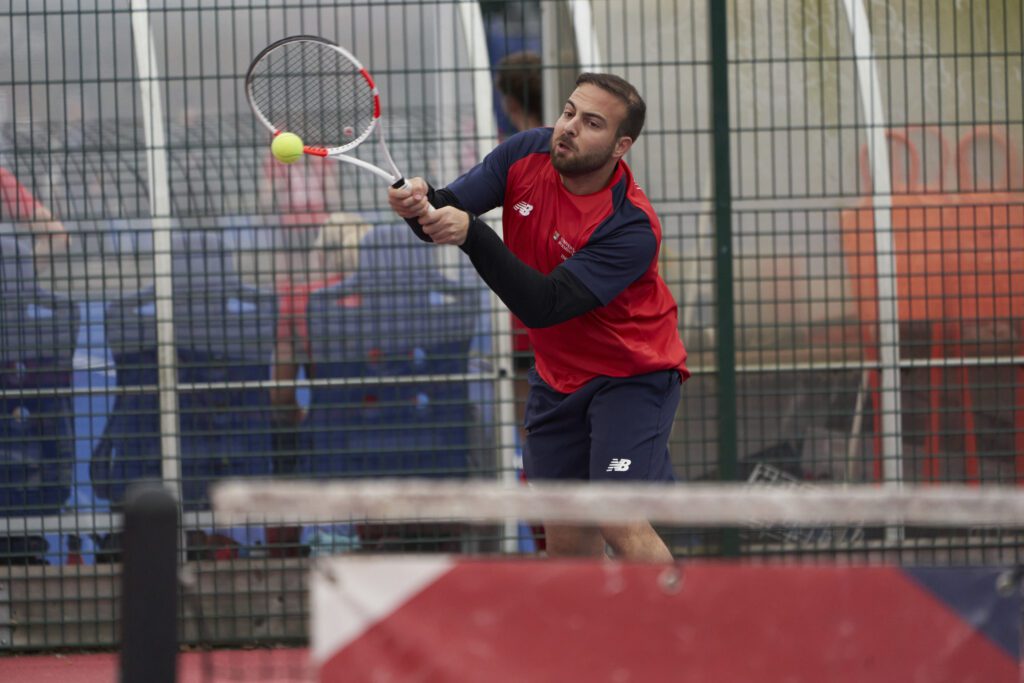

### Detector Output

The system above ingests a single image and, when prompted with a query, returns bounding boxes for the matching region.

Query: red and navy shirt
[447,128,689,393]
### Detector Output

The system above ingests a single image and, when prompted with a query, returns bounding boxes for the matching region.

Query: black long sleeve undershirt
[402,187,602,328]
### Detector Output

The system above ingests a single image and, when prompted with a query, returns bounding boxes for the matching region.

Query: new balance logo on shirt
[606,458,632,472]
[513,201,534,216]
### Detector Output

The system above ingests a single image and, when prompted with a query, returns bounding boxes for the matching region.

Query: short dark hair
[495,51,543,123]
[575,72,646,141]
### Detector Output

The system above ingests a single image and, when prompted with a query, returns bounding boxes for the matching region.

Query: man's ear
[613,136,634,159]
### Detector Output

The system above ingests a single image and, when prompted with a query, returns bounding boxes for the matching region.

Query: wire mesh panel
[0,0,1020,661]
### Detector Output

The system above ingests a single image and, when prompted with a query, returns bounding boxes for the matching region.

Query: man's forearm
[400,186,600,327]
[458,216,599,328]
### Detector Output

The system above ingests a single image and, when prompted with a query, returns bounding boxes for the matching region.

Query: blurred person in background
[0,167,71,565]
[270,212,372,429]
[495,51,544,136]
[266,211,371,557]
[0,166,69,274]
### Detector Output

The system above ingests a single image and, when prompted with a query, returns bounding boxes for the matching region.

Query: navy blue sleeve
[446,128,552,215]
[561,207,658,306]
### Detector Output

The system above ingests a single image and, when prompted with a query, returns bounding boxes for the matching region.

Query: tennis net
[115,479,1024,682]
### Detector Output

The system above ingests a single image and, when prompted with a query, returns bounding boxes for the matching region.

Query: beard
[550,134,617,177]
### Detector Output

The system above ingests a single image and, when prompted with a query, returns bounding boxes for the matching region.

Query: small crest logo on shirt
[513,201,534,216]
[606,458,632,472]
[552,230,576,260]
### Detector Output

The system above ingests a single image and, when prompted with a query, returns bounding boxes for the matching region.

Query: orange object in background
[841,126,1024,484]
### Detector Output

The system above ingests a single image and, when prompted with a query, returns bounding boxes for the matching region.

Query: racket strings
[250,41,376,150]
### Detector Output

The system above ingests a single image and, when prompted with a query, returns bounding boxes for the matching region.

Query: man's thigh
[588,370,681,481]
[522,369,590,481]
[523,369,681,482]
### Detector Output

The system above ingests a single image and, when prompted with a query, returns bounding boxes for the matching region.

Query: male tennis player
[388,73,688,562]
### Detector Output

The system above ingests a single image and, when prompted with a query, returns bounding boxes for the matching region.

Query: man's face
[550,83,629,177]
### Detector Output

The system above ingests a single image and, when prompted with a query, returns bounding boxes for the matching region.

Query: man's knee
[543,524,605,557]
[599,522,673,562]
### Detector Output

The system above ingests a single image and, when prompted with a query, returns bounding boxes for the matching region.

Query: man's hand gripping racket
[245,35,432,214]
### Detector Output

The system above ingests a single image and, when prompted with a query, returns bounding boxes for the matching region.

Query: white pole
[458,1,520,553]
[839,0,904,538]
[130,2,181,504]
[568,1,602,72]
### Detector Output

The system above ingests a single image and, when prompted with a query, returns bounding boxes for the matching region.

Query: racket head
[245,35,380,155]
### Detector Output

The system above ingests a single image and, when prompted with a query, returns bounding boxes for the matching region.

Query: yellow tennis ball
[271,132,304,164]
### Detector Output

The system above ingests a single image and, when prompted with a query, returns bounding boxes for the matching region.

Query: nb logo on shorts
[606,458,632,472]
[513,201,534,216]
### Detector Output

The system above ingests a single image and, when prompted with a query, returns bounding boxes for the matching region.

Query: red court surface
[0,648,310,682]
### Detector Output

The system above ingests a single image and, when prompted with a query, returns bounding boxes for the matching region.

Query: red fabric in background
[0,167,46,220]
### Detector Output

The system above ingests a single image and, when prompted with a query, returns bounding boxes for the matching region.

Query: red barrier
[312,557,1020,683]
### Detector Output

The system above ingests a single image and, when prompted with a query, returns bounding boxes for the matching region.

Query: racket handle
[391,177,435,213]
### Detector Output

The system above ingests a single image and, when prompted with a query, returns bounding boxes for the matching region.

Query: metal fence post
[708,0,739,555]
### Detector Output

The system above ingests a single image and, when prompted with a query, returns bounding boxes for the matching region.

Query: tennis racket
[245,35,430,206]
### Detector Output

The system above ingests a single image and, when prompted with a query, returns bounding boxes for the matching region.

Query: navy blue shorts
[522,368,681,482]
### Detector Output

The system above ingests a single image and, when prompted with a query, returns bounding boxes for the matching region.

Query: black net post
[120,483,179,683]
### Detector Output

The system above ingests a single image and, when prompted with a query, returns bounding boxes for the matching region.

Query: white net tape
[211,479,1024,527]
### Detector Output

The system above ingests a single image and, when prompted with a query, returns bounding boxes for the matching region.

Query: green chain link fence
[0,0,1021,651]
